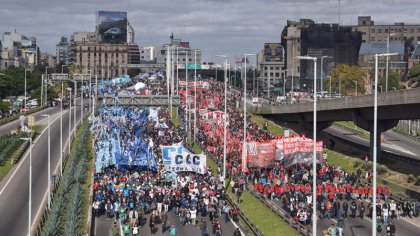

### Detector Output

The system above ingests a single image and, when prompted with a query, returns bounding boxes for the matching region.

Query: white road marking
[0,111,67,197]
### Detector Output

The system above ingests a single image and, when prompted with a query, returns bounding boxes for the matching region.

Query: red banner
[246,142,277,168]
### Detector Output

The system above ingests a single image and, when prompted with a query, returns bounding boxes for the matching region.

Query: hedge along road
[0,99,84,236]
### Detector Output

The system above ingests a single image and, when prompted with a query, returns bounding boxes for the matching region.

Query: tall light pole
[373,52,397,236]
[45,67,48,107]
[320,56,333,94]
[185,50,190,142]
[193,49,201,143]
[176,47,179,94]
[242,53,255,171]
[353,80,358,96]
[296,55,317,236]
[67,88,72,154]
[60,81,63,175]
[326,76,332,97]
[284,69,293,102]
[339,74,342,96]
[20,137,32,236]
[42,114,51,209]
[24,69,31,110]
[216,55,228,185]
[386,33,396,92]
[73,81,76,135]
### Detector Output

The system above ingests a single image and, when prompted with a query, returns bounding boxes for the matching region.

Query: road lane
[0,101,84,236]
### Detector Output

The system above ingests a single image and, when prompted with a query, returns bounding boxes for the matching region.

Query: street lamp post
[42,114,51,209]
[353,80,358,96]
[326,76,332,97]
[67,88,72,154]
[320,56,333,94]
[386,33,396,92]
[284,69,293,103]
[193,49,201,144]
[20,137,32,236]
[242,53,255,171]
[296,55,318,236]
[24,69,31,110]
[45,67,48,107]
[216,55,228,185]
[185,51,189,142]
[373,53,398,236]
[60,82,63,175]
[73,81,76,135]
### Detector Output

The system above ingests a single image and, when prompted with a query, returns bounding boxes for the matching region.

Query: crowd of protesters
[92,85,242,235]
[92,74,418,236]
[186,78,419,236]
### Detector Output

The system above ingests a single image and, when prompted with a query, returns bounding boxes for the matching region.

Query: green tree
[325,64,366,96]
[409,63,420,83]
[379,69,401,90]
[0,101,11,113]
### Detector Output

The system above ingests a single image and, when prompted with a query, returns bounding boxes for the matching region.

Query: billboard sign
[97,11,127,43]
[264,43,283,62]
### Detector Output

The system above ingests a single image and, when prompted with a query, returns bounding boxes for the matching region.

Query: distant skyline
[1,0,420,64]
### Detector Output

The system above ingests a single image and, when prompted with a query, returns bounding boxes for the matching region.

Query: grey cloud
[0,0,419,63]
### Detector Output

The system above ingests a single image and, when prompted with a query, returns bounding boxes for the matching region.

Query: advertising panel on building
[96,11,128,43]
[264,43,283,62]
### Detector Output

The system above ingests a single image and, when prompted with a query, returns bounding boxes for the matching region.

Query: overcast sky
[1,0,420,63]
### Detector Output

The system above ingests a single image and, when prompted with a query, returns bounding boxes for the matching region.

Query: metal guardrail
[204,150,264,236]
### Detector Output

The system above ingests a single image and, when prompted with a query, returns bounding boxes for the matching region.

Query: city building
[1,29,38,69]
[353,16,420,45]
[72,42,128,78]
[256,43,286,98]
[140,46,155,62]
[39,52,57,69]
[67,11,138,78]
[281,19,362,91]
[156,34,202,68]
[56,36,70,65]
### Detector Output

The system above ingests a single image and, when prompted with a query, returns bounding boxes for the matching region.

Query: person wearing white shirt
[190,207,197,225]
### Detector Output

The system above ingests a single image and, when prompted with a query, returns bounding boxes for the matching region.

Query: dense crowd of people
[92,75,419,236]
[187,79,419,236]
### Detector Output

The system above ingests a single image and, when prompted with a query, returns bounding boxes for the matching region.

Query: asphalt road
[0,99,85,236]
[324,125,420,161]
[0,106,61,134]
[95,210,246,236]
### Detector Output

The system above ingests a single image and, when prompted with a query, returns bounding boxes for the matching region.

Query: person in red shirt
[338,185,345,200]
[364,185,370,200]
[352,186,357,200]
[383,186,390,201]
[358,186,364,200]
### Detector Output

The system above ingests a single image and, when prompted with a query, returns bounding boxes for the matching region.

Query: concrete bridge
[103,95,181,106]
[254,88,420,157]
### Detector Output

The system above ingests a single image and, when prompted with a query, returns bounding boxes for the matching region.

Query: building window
[275,67,280,70]
[390,28,394,33]
[378,29,382,33]
[264,66,267,70]
[270,66,273,70]
[385,28,389,33]
[371,36,375,41]
[398,29,402,32]
[275,73,280,77]
[378,37,382,41]
[410,28,415,33]
[264,73,267,77]
[417,36,420,41]
[371,28,375,33]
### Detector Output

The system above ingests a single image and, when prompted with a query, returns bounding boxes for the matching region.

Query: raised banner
[271,137,323,167]
[161,143,207,174]
[246,142,277,168]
